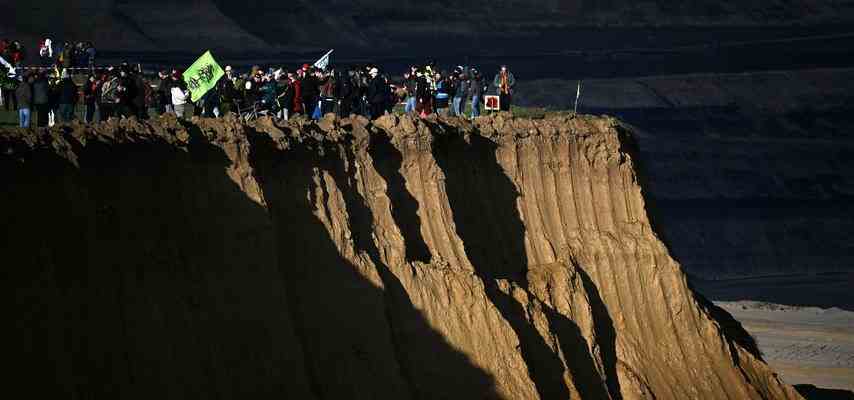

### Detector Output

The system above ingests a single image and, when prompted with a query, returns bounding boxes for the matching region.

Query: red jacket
[292,80,302,113]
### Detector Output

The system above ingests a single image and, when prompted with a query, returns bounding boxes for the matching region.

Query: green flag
[183,51,224,102]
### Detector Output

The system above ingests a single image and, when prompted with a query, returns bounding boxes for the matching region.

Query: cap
[225,65,232,71]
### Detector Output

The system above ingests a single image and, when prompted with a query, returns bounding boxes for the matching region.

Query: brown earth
[1,113,803,399]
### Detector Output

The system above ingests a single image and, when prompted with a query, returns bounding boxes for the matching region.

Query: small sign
[484,95,500,111]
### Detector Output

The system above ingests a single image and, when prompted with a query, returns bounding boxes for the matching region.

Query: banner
[183,51,225,102]
[313,49,334,70]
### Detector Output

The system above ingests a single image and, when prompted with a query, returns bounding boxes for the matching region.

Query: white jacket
[171,87,188,105]
[39,39,53,58]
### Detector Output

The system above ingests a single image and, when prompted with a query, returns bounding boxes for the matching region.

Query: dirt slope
[1,114,803,399]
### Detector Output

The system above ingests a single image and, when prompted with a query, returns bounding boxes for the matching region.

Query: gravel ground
[718,301,854,393]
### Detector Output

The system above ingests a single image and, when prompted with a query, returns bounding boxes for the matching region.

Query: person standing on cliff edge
[16,75,32,128]
[493,65,515,112]
[366,67,386,120]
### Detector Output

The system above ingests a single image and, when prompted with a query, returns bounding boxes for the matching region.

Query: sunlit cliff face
[0,114,803,399]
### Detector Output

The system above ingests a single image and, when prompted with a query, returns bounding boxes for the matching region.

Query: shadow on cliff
[574,264,624,399]
[430,128,618,400]
[4,125,317,398]
[688,281,764,361]
[2,120,503,398]
[246,126,502,399]
[367,132,431,263]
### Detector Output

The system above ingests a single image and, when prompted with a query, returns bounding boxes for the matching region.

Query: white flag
[0,55,15,77]
[313,49,334,70]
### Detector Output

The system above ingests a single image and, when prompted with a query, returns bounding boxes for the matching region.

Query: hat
[369,67,379,76]
[302,63,311,70]
[225,65,232,71]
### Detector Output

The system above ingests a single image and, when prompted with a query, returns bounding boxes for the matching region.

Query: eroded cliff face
[1,114,802,399]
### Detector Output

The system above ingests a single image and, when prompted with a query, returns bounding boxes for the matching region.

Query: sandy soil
[718,301,854,393]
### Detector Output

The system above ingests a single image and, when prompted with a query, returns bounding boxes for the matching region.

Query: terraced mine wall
[1,114,803,399]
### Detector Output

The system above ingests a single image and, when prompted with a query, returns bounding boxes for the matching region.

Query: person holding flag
[182,50,225,104]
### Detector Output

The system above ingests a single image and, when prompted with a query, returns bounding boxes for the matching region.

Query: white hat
[369,68,379,76]
[225,65,232,71]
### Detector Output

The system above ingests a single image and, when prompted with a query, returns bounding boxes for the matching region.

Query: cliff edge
[1,114,803,399]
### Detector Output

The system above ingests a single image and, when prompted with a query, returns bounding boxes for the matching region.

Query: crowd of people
[402,63,516,117]
[1,62,144,128]
[2,57,518,129]
[157,61,517,122]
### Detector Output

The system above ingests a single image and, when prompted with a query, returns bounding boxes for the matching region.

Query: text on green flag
[183,51,224,102]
